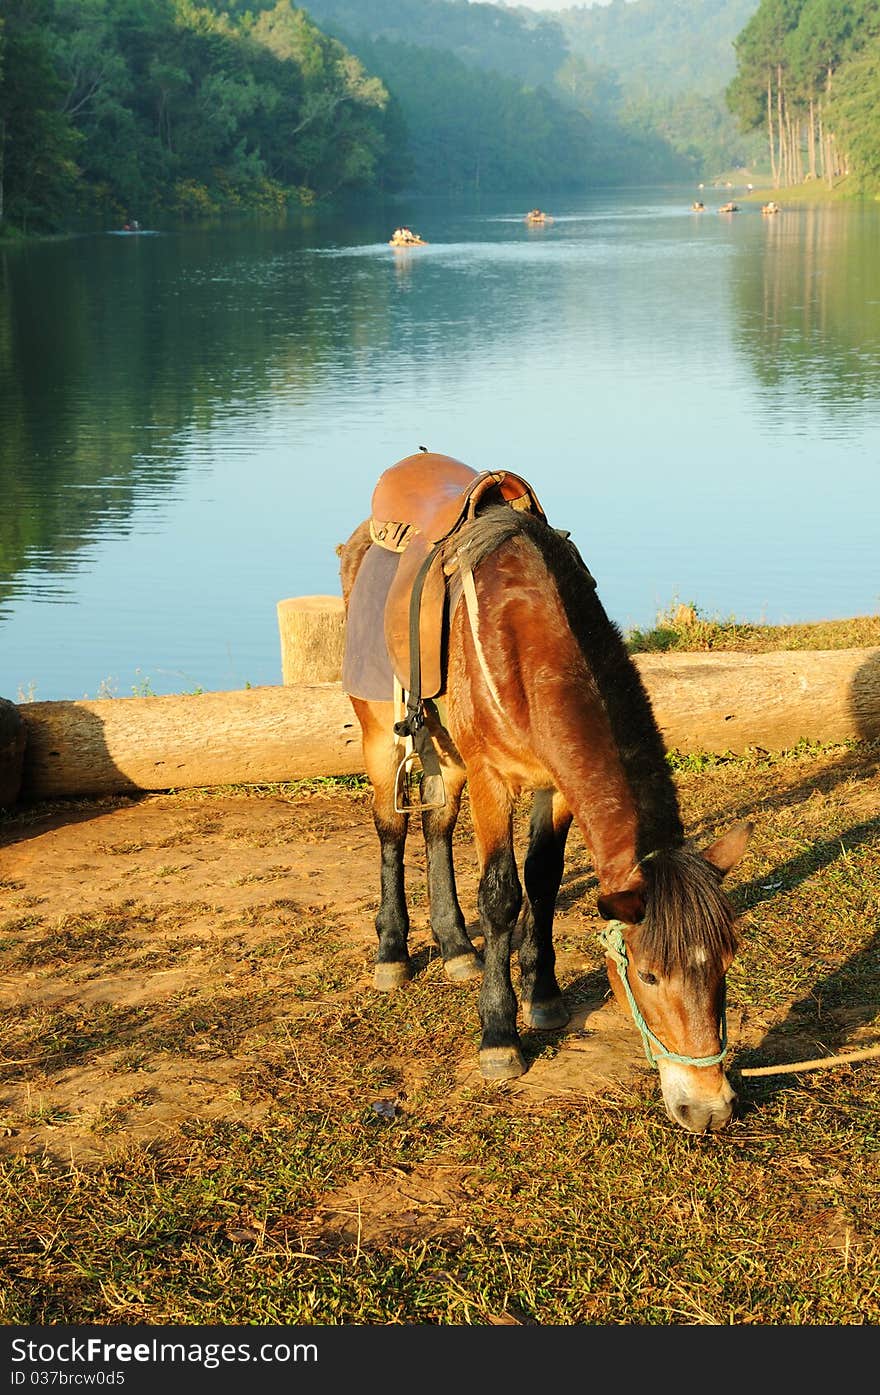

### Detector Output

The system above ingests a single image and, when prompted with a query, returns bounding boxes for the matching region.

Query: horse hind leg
[419,716,481,984]
[353,698,413,991]
[518,788,572,1030]
[467,764,526,1081]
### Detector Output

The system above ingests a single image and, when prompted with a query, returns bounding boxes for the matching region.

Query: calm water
[2,188,879,702]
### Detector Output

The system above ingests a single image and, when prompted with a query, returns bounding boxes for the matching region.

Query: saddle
[369,451,547,703]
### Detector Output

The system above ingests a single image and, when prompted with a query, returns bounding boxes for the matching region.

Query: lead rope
[598,920,729,1069]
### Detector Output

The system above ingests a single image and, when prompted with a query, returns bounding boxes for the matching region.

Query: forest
[305,0,766,187]
[726,0,880,189]
[0,0,397,232]
[2,0,879,235]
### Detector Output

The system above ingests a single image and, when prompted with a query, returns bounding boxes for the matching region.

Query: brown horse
[339,452,753,1133]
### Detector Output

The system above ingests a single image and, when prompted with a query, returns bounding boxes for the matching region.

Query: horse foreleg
[420,714,482,984]
[519,788,572,1030]
[353,699,412,991]
[467,765,524,1080]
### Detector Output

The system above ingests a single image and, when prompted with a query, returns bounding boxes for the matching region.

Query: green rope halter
[598,921,728,1070]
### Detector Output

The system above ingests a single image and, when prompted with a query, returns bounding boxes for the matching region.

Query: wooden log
[19,685,364,800]
[638,647,880,754]
[14,647,880,801]
[277,596,346,685]
[0,697,27,808]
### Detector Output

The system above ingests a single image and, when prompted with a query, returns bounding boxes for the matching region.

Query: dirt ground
[1,744,878,1199]
[0,778,702,1171]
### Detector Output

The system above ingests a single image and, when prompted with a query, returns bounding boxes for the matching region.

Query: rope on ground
[737,1043,880,1078]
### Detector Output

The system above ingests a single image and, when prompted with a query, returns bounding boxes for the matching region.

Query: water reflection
[732,205,880,422]
[1,193,878,701]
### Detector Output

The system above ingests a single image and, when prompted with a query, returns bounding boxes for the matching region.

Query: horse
[338,451,753,1133]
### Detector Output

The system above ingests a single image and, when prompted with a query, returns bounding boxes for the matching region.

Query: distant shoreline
[741,176,878,205]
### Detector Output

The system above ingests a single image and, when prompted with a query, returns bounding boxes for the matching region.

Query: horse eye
[637,970,658,986]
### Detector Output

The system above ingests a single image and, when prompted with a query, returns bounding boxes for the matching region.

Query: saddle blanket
[340,543,400,701]
[341,542,463,701]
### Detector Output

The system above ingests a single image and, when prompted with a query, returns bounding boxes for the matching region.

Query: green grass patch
[626,602,880,654]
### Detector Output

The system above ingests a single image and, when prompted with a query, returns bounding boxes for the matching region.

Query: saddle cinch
[368,451,547,808]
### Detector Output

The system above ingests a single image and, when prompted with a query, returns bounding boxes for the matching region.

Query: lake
[2,188,879,703]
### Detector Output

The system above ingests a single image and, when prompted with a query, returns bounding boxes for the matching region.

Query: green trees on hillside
[298,0,569,89]
[344,33,694,194]
[727,0,880,189]
[830,31,880,184]
[0,0,80,230]
[559,0,759,99]
[1,0,699,233]
[557,0,764,175]
[0,0,394,232]
[307,0,765,183]
[12,0,880,231]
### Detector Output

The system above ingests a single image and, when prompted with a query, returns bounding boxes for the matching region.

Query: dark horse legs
[469,775,572,1079]
[353,698,480,988]
[518,788,572,1030]
[466,764,526,1078]
[419,704,481,979]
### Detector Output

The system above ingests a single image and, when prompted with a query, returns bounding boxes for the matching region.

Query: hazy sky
[470,1,612,11]
[474,0,613,10]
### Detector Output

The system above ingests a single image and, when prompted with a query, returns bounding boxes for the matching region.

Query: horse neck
[499,518,683,891]
[454,509,684,891]
[544,701,645,893]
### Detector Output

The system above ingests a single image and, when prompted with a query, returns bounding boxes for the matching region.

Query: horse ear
[701,820,754,878]
[597,888,646,924]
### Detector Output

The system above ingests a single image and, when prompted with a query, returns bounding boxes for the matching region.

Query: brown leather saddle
[369,451,547,705]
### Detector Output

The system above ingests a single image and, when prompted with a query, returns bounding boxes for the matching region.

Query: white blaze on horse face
[609,952,735,1132]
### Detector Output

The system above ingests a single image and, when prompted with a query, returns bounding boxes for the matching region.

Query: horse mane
[456,505,684,860]
[639,847,739,977]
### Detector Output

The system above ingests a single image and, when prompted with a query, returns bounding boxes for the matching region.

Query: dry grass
[1,730,879,1325]
[626,604,880,654]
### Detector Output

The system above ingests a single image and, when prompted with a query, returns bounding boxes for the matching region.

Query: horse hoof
[444,953,483,983]
[478,1046,526,1081]
[373,960,412,991]
[522,999,570,1030]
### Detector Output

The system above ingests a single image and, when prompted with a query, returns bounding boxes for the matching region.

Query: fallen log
[14,646,880,801]
[0,698,27,808]
[639,646,880,755]
[18,684,365,800]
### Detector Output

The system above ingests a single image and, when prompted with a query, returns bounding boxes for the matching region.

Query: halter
[598,921,728,1070]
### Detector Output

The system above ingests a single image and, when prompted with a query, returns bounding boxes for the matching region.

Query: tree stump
[277,595,346,685]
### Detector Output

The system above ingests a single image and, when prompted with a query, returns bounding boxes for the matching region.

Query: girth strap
[393,536,446,771]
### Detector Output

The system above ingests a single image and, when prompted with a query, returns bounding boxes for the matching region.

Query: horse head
[597,821,753,1133]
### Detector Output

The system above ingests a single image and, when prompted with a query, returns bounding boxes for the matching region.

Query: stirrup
[394,748,446,813]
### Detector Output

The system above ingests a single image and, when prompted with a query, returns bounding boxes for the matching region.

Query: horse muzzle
[658,1062,737,1133]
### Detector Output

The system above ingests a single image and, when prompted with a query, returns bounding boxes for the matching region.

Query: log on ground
[0,697,28,808]
[19,684,364,800]
[637,646,880,754]
[14,647,880,801]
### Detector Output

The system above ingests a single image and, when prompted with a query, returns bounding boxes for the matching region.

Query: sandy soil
[0,784,668,1173]
[1,742,877,1219]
